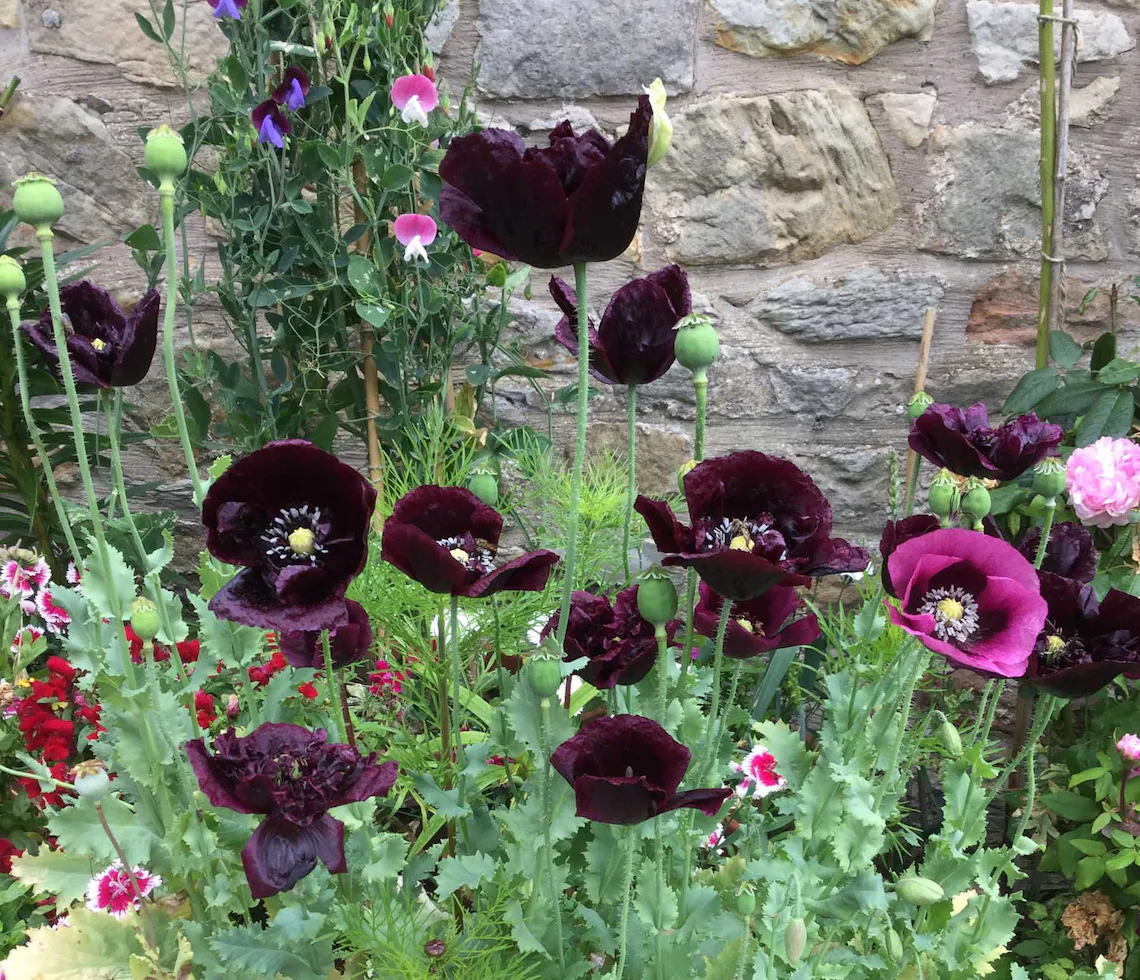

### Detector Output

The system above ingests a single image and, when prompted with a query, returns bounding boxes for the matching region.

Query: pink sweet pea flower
[1117,733,1140,763]
[390,74,438,128]
[1066,437,1140,529]
[394,213,437,264]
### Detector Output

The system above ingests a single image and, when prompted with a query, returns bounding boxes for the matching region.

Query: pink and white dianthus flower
[36,590,70,635]
[1117,733,1140,763]
[10,626,44,657]
[1066,437,1140,528]
[730,745,787,800]
[702,823,726,852]
[85,861,161,918]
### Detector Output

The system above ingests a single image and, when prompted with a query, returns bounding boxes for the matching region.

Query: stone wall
[3,0,1140,548]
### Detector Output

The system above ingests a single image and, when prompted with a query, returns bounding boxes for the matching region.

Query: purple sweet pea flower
[21,281,159,388]
[207,0,246,20]
[202,440,376,632]
[550,714,731,825]
[273,68,310,112]
[380,485,559,598]
[692,582,820,660]
[885,527,1047,678]
[278,599,373,670]
[186,723,397,898]
[908,402,1063,481]
[541,586,677,688]
[549,265,689,386]
[634,451,869,601]
[1024,573,1140,698]
[253,100,290,148]
[439,96,650,268]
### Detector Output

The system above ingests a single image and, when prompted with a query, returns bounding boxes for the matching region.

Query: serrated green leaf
[49,796,160,865]
[1094,358,1140,385]
[435,852,496,899]
[1105,850,1135,872]
[1069,766,1108,787]
[1041,791,1099,822]
[10,849,100,907]
[411,772,470,819]
[2,908,143,977]
[210,918,331,980]
[583,826,625,904]
[506,899,551,959]
[634,853,678,931]
[79,537,136,620]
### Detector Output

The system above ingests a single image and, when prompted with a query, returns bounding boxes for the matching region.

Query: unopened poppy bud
[636,567,677,627]
[1033,456,1066,501]
[0,255,26,298]
[72,760,111,800]
[907,390,934,421]
[424,938,445,958]
[144,124,188,181]
[960,479,991,530]
[735,885,756,916]
[527,651,563,700]
[928,469,958,523]
[785,917,807,963]
[885,927,904,962]
[895,874,944,906]
[940,719,962,758]
[673,313,720,382]
[225,694,240,719]
[12,172,65,229]
[677,458,697,493]
[130,597,160,642]
[467,467,499,506]
[644,77,673,168]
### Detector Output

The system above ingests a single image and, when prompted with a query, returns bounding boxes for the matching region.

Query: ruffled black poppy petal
[379,522,470,595]
[241,812,344,899]
[464,549,560,598]
[279,599,374,669]
[110,289,160,386]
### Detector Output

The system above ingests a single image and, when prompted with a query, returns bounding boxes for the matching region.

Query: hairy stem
[622,383,638,582]
[538,697,566,971]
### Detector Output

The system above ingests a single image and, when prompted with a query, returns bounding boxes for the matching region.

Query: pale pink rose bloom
[390,74,438,128]
[1065,437,1140,528]
[394,213,438,264]
[1117,733,1140,763]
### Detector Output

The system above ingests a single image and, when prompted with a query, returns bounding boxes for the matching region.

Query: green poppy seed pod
[130,596,160,643]
[785,918,807,963]
[144,124,188,181]
[907,390,934,421]
[72,760,111,801]
[467,470,499,506]
[895,875,944,907]
[1033,456,1066,501]
[677,458,697,493]
[0,255,26,298]
[928,469,959,523]
[12,173,64,229]
[960,480,991,530]
[636,568,678,626]
[735,887,756,917]
[673,313,720,381]
[885,928,904,963]
[940,719,963,758]
[527,652,563,700]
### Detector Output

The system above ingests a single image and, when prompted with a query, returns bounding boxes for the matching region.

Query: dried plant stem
[903,309,937,515]
[1035,0,1057,370]
[1048,0,1077,336]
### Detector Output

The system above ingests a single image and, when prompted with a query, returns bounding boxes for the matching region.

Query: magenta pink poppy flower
[272,67,310,111]
[207,0,246,19]
[635,451,868,601]
[438,96,650,268]
[278,599,373,670]
[252,100,290,148]
[885,527,1047,677]
[692,583,819,660]
[394,213,437,264]
[187,723,397,899]
[390,74,438,128]
[380,485,559,598]
[550,714,731,825]
[878,515,941,594]
[550,265,689,386]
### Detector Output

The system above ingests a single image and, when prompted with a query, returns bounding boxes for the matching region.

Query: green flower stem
[734,915,752,980]
[978,680,1006,750]
[698,598,734,781]
[322,629,345,744]
[694,379,708,462]
[339,680,357,750]
[491,602,515,804]
[5,294,81,567]
[0,763,74,789]
[655,625,670,726]
[872,648,930,813]
[983,694,1059,812]
[537,697,566,971]
[712,662,744,760]
[970,680,996,743]
[615,826,638,980]
[449,595,467,785]
[622,383,638,582]
[158,178,205,506]
[1033,499,1056,569]
[95,800,157,949]
[677,572,698,684]
[1036,0,1057,370]
[654,816,667,980]
[554,261,591,647]
[903,457,922,518]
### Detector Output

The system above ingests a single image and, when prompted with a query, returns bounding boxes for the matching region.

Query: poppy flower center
[705,517,775,553]
[1044,633,1067,657]
[262,505,327,566]
[919,586,980,644]
[91,338,107,352]
[437,535,494,574]
[736,618,764,636]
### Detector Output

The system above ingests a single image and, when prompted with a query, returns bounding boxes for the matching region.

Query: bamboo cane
[1048,0,1077,336]
[1034,0,1057,370]
[903,308,937,512]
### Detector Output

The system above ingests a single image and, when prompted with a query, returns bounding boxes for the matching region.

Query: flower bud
[885,927,904,962]
[644,77,673,168]
[144,124,188,181]
[960,479,991,530]
[940,719,963,758]
[527,651,563,700]
[928,469,959,523]
[673,313,720,382]
[72,760,111,800]
[677,458,697,493]
[130,597,160,643]
[785,917,807,963]
[636,567,678,627]
[1033,456,1066,501]
[0,255,26,298]
[12,173,65,229]
[225,694,241,719]
[467,468,499,506]
[907,390,934,421]
[895,874,944,906]
[734,886,756,917]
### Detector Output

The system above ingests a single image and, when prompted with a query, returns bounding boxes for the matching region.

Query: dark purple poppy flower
[692,583,819,660]
[908,403,1062,481]
[886,528,1047,678]
[186,723,397,898]
[207,0,246,19]
[879,515,942,594]
[202,440,376,632]
[1024,572,1140,698]
[550,714,731,825]
[541,586,677,688]
[278,599,373,670]
[634,452,868,602]
[273,68,310,112]
[549,265,689,386]
[381,485,559,598]
[21,281,159,388]
[1016,522,1097,584]
[438,96,650,268]
[253,100,290,148]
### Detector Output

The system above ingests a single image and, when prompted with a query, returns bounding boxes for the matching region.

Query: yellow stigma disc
[1045,634,1066,654]
[450,547,470,564]
[91,338,106,351]
[936,597,965,622]
[288,527,317,555]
